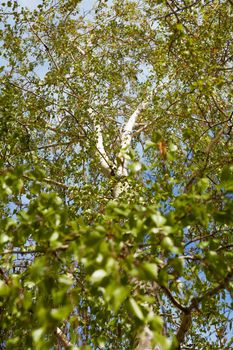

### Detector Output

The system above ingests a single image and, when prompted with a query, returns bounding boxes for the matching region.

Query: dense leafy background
[0,0,232,349]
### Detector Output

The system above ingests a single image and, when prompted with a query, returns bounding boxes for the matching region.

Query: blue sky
[18,0,96,12]
[18,0,41,9]
[14,0,97,78]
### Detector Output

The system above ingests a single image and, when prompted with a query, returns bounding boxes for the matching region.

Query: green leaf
[130,161,142,173]
[158,269,168,287]
[151,212,166,227]
[141,263,158,280]
[161,237,174,250]
[58,274,74,286]
[112,286,130,311]
[90,269,108,284]
[176,23,184,32]
[0,280,10,296]
[129,298,144,320]
[32,328,44,343]
[51,306,72,320]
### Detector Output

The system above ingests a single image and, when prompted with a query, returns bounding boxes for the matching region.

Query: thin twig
[161,285,188,313]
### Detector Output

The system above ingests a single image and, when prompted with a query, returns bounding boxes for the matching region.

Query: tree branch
[175,313,192,349]
[120,100,149,151]
[134,326,162,350]
[94,123,112,176]
[189,267,233,310]
[23,175,69,189]
[161,286,188,313]
[115,99,150,180]
[0,250,43,255]
[174,268,233,349]
[28,20,60,71]
[89,107,113,177]
[55,327,74,349]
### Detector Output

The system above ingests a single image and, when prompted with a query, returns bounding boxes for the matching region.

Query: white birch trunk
[94,98,163,350]
[56,97,160,350]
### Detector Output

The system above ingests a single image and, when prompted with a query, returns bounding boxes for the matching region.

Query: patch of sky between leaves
[18,0,97,12]
[15,0,97,79]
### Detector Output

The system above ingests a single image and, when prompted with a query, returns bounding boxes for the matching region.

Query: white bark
[116,100,150,179]
[120,100,150,151]
[89,107,112,177]
[95,122,112,176]
[113,100,150,197]
[93,99,150,180]
[93,97,162,349]
[134,326,162,350]
[134,326,153,350]
[116,100,163,349]
[55,327,75,349]
[92,100,150,198]
[112,178,129,198]
[77,45,85,56]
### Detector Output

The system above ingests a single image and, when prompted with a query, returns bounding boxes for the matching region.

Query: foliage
[0,0,232,349]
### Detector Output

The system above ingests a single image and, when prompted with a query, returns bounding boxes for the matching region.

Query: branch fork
[92,98,150,183]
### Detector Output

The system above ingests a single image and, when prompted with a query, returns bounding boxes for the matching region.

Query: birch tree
[0,0,232,349]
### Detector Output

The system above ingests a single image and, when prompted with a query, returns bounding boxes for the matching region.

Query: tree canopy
[0,0,232,349]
